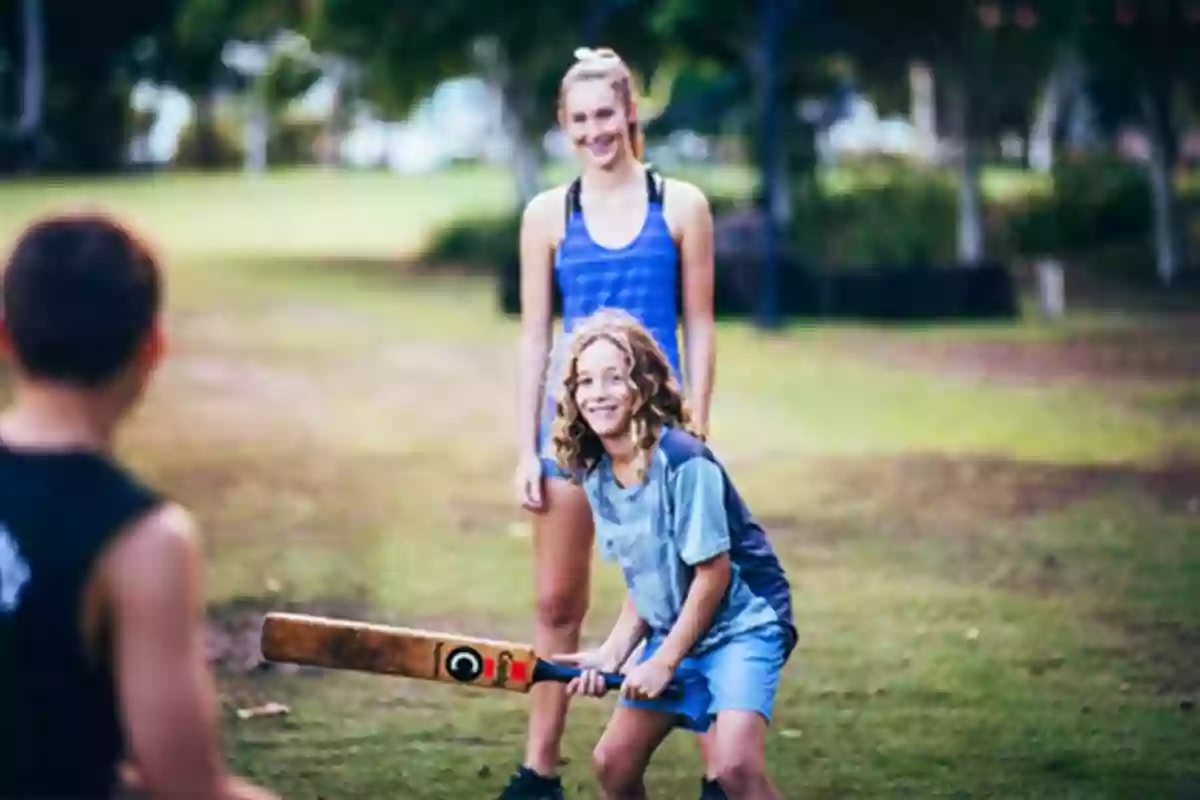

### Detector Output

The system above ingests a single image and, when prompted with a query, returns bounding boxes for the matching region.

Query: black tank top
[0,439,163,798]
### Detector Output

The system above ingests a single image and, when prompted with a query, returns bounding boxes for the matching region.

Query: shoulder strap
[566,168,664,226]
[645,165,665,205]
[564,178,582,227]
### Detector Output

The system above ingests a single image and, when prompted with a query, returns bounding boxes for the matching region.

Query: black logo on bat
[443,646,484,682]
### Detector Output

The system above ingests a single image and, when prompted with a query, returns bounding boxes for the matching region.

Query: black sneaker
[699,776,728,799]
[496,765,565,800]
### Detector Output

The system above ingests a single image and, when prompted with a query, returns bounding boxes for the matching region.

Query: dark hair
[2,214,162,387]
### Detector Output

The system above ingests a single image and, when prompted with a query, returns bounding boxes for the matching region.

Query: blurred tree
[651,0,842,326]
[39,1,183,172]
[307,0,660,204]
[1069,0,1198,285]
[0,0,175,172]
[16,0,43,166]
[147,0,315,169]
[830,0,1065,265]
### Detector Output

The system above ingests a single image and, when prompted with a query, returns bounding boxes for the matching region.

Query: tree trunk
[473,36,541,206]
[909,62,937,164]
[193,92,220,169]
[957,142,984,264]
[1141,79,1185,287]
[947,72,984,266]
[754,0,785,328]
[507,122,541,207]
[245,88,269,174]
[1028,46,1082,173]
[18,0,44,164]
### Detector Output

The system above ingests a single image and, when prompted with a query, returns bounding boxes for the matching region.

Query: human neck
[602,422,663,485]
[0,384,122,453]
[581,155,643,194]
[603,433,637,468]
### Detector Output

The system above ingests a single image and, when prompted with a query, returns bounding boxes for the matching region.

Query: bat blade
[261,612,539,692]
[260,612,683,699]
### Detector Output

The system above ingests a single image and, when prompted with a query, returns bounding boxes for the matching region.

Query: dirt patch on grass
[204,594,379,676]
[846,318,1200,386]
[1092,616,1200,696]
[773,452,1200,538]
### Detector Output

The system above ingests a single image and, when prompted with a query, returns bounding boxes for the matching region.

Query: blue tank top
[552,168,682,382]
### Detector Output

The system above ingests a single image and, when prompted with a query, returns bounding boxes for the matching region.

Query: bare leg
[592,706,677,800]
[523,475,595,777]
[706,711,779,800]
[697,729,716,777]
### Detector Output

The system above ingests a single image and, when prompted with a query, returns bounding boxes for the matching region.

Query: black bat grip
[533,660,684,700]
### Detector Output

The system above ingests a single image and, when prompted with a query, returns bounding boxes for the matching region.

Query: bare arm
[103,505,277,800]
[599,593,651,669]
[647,554,731,670]
[677,183,717,439]
[516,191,558,464]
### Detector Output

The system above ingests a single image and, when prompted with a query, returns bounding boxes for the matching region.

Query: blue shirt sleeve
[671,458,731,565]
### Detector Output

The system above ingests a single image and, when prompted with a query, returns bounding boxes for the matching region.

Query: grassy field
[1,167,1198,799]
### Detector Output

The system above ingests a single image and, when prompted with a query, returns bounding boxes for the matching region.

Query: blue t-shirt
[582,426,796,657]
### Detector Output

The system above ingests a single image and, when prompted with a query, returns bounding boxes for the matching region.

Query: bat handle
[533,660,683,700]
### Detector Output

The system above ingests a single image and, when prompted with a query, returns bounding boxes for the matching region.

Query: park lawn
[1,169,1198,799]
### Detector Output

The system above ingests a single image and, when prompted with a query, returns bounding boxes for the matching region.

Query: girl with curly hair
[549,309,796,800]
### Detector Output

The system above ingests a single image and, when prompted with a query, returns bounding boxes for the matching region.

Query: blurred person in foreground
[506,45,717,799]
[0,214,278,800]
[549,309,796,800]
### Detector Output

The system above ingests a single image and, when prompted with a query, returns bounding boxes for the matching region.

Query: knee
[712,753,767,796]
[534,587,587,631]
[592,741,639,794]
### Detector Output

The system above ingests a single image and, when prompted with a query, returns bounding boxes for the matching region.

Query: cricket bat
[260,612,682,698]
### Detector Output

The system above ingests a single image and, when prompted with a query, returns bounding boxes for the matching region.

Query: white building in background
[127,81,193,165]
[127,59,509,175]
[339,76,508,173]
[816,94,921,163]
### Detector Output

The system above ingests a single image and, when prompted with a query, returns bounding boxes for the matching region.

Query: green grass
[2,167,1197,799]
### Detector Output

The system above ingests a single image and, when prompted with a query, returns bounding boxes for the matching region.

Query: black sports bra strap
[645,166,664,205]
[566,168,663,226]
[565,178,583,226]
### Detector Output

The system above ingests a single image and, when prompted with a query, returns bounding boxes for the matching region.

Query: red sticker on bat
[483,657,495,678]
[510,661,528,682]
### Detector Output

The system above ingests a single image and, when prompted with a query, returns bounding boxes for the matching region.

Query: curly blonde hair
[550,308,698,480]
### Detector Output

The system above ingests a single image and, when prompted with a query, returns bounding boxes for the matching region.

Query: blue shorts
[619,623,790,733]
[537,399,577,481]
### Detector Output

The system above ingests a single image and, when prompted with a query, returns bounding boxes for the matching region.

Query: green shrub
[1049,154,1153,252]
[173,118,244,169]
[173,116,327,169]
[818,167,957,266]
[424,212,521,268]
[268,119,326,165]
[767,165,958,268]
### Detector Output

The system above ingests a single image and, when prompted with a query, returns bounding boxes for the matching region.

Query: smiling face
[552,308,697,477]
[561,79,631,171]
[572,335,636,439]
[559,58,639,172]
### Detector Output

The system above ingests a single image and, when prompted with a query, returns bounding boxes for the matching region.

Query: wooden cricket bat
[260,612,682,698]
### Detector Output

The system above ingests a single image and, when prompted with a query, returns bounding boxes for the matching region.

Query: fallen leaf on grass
[236,701,290,720]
